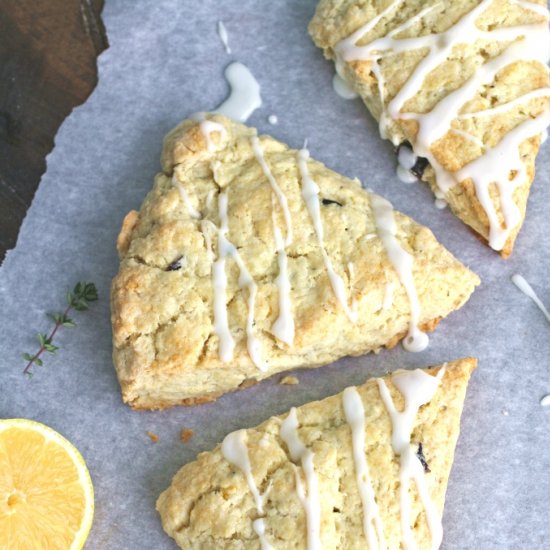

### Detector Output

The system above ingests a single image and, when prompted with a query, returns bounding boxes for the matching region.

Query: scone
[157,357,476,549]
[111,114,479,409]
[309,0,550,257]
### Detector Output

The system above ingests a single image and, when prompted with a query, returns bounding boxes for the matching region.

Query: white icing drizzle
[396,145,419,183]
[457,110,550,250]
[280,408,322,550]
[370,194,428,352]
[251,135,293,245]
[397,164,418,184]
[190,112,227,152]
[377,367,446,550]
[253,519,274,550]
[457,88,550,120]
[333,58,359,100]
[542,129,549,144]
[212,191,266,369]
[512,274,550,324]
[342,387,386,549]
[397,145,418,170]
[221,431,274,549]
[268,114,278,125]
[434,198,447,210]
[449,128,486,150]
[298,147,358,322]
[217,21,231,54]
[271,202,295,346]
[214,62,262,123]
[335,0,550,251]
[540,394,550,407]
[172,175,202,219]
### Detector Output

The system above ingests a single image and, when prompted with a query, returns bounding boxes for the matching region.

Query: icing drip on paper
[370,194,428,352]
[271,200,295,345]
[212,191,266,369]
[268,114,278,125]
[280,408,322,550]
[343,387,386,549]
[251,136,293,244]
[217,21,231,54]
[222,431,274,549]
[377,367,446,550]
[172,175,201,219]
[298,147,358,322]
[335,0,550,251]
[512,274,550,324]
[214,62,262,122]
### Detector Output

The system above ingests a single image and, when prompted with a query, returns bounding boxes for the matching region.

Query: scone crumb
[147,431,159,443]
[180,428,194,443]
[280,375,299,385]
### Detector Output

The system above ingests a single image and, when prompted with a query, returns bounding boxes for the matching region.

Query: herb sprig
[22,282,98,377]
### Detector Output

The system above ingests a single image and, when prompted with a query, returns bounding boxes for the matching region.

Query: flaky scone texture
[157,357,476,549]
[309,0,550,257]
[111,115,479,409]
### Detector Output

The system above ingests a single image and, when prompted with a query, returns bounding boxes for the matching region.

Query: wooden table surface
[0,0,108,263]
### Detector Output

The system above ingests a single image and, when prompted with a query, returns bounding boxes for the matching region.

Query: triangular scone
[309,0,550,257]
[111,115,479,409]
[157,357,476,549]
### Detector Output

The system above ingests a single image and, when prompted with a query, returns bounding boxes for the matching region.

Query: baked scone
[111,115,479,409]
[157,357,476,549]
[309,0,550,257]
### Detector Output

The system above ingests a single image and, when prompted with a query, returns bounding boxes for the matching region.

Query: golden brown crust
[157,358,477,549]
[111,115,479,410]
[116,210,139,258]
[309,0,550,256]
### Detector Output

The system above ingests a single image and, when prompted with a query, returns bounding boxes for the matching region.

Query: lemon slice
[0,419,94,549]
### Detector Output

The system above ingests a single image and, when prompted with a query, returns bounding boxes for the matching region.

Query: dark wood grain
[0,0,108,262]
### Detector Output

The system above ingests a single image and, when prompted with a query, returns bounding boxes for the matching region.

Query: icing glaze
[280,408,322,550]
[172,175,201,219]
[370,194,428,352]
[212,191,266,369]
[214,62,262,122]
[217,21,231,54]
[271,203,295,345]
[268,114,278,125]
[298,147,358,322]
[251,136,293,245]
[190,112,227,152]
[512,274,550,324]
[540,394,550,407]
[343,387,386,549]
[221,430,274,549]
[377,367,446,549]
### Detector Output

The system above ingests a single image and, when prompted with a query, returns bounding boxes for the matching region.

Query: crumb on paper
[147,431,159,443]
[540,394,550,407]
[280,375,299,385]
[180,428,194,443]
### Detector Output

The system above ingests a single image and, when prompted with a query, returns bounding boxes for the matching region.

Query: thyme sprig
[22,282,98,377]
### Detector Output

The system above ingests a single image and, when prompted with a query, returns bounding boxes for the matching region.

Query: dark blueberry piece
[167,256,184,271]
[411,156,429,179]
[396,141,429,179]
[416,442,431,473]
[322,198,343,207]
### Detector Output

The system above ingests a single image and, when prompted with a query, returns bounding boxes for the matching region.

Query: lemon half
[0,418,94,549]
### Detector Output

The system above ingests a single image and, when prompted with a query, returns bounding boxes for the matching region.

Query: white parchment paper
[1,1,549,548]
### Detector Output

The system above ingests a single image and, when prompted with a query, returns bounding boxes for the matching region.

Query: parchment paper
[1,1,549,548]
